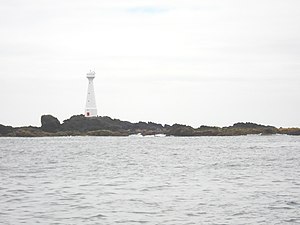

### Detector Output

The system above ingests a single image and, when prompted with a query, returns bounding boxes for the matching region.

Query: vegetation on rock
[0,115,299,137]
[278,127,300,135]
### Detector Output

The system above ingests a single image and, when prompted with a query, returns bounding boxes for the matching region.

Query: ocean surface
[0,135,299,224]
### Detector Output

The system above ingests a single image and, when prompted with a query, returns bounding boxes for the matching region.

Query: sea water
[0,135,299,224]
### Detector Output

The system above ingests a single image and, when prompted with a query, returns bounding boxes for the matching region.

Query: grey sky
[0,0,299,127]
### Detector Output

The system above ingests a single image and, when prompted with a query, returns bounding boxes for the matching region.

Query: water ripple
[0,135,299,224]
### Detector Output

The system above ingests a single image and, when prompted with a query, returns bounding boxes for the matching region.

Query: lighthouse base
[85,108,97,117]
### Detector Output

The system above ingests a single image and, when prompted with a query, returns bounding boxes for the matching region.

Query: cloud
[0,0,300,127]
[127,6,169,14]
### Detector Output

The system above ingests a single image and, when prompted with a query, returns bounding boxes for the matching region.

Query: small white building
[85,70,97,117]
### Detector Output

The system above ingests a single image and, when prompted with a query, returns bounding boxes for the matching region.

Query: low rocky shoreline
[0,115,299,137]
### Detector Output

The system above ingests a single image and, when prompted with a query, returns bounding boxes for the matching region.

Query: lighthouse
[85,70,97,117]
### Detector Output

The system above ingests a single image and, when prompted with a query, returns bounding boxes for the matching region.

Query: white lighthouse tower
[85,70,97,117]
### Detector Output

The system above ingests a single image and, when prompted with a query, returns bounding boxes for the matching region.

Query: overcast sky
[0,0,299,128]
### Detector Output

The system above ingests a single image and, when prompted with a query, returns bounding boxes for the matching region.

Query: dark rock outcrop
[1,115,299,137]
[60,115,166,135]
[0,124,13,136]
[166,124,195,136]
[41,115,61,132]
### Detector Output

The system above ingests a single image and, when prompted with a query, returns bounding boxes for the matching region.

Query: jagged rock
[41,115,61,132]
